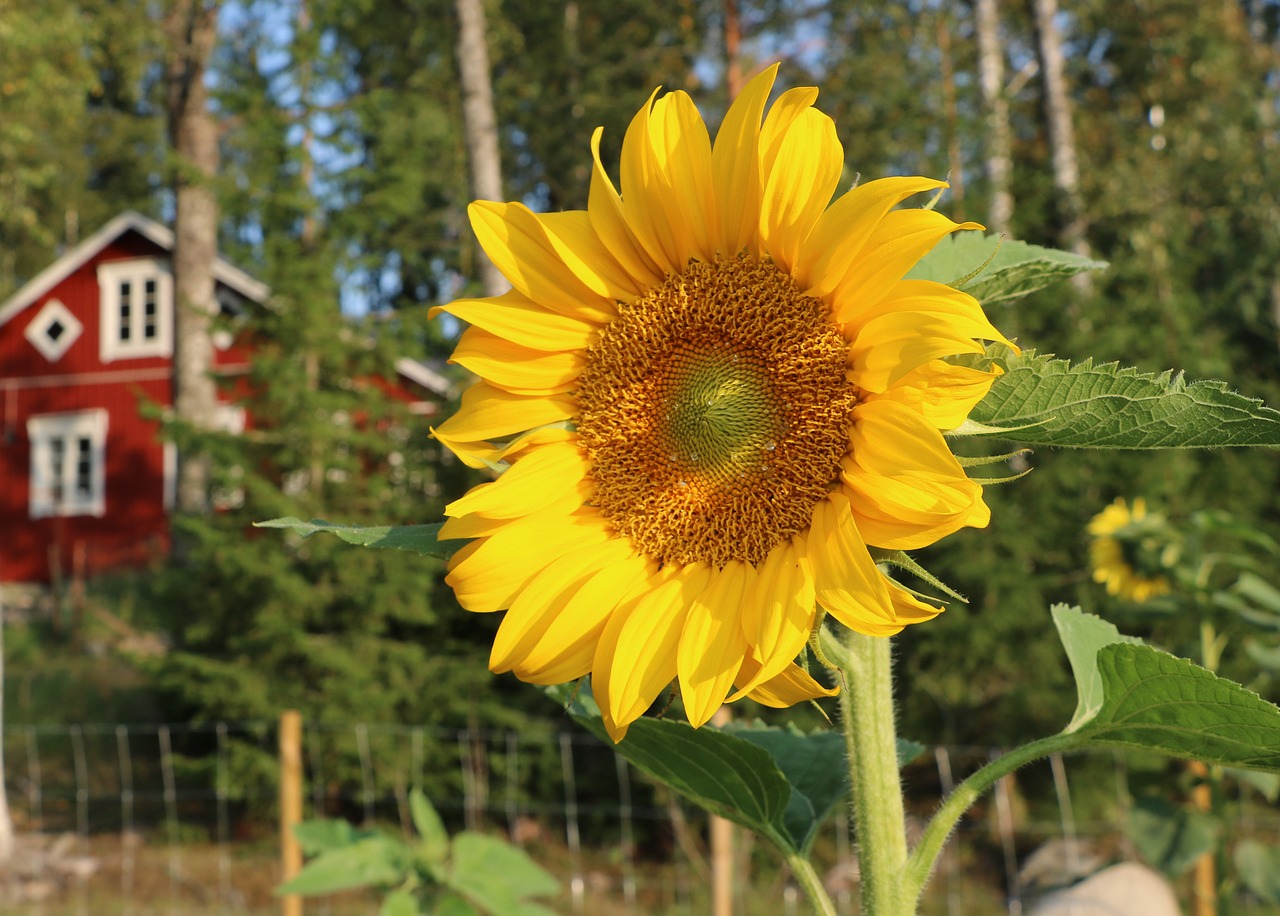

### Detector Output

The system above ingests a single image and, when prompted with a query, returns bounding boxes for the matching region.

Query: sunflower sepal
[954,447,1032,468]
[869,549,968,604]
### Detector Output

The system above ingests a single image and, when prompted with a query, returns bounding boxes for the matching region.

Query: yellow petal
[843,399,989,550]
[734,657,838,708]
[887,580,944,627]
[678,561,752,728]
[797,176,949,297]
[450,327,584,395]
[445,509,610,612]
[489,537,636,674]
[712,64,777,257]
[619,88,680,273]
[760,107,842,275]
[514,554,657,685]
[807,492,898,635]
[759,86,820,176]
[432,423,577,476]
[875,360,1002,431]
[728,539,815,701]
[844,279,1015,352]
[847,312,986,392]
[445,441,590,519]
[538,210,645,301]
[592,563,713,742]
[468,200,618,323]
[647,90,718,265]
[588,126,665,289]
[432,289,601,352]
[829,211,984,321]
[432,382,575,447]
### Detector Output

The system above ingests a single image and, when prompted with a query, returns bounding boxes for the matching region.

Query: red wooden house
[0,212,446,585]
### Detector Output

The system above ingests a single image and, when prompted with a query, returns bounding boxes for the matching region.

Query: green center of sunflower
[575,256,859,568]
[663,348,780,481]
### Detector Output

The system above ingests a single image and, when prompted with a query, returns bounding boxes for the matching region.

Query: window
[27,410,108,518]
[24,298,84,363]
[98,259,173,362]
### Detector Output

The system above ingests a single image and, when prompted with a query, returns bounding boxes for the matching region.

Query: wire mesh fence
[2,719,1276,914]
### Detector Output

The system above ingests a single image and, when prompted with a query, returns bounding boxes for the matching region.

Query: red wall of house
[2,231,189,582]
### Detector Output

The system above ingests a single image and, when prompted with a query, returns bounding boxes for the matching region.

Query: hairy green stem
[785,847,840,916]
[902,733,1077,899]
[824,627,912,915]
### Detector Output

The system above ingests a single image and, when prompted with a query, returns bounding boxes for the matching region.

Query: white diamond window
[24,299,83,363]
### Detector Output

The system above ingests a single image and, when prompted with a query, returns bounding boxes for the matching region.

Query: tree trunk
[976,0,1013,235]
[163,0,222,515]
[724,0,743,100]
[1031,0,1090,261]
[454,0,509,298]
[936,9,965,220]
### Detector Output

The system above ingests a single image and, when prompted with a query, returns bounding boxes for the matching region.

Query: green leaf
[1235,840,1280,904]
[721,723,846,853]
[410,789,449,866]
[278,835,412,896]
[907,232,1107,304]
[1227,767,1280,803]
[967,350,1280,448]
[381,889,423,916]
[1128,795,1219,878]
[293,818,360,855]
[1052,606,1280,770]
[551,684,795,851]
[433,894,482,916]
[255,517,455,558]
[444,833,559,914]
[1052,605,1143,732]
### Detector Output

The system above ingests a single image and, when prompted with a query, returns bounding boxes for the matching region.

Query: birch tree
[454,0,508,298]
[1031,0,1090,260]
[163,0,221,515]
[976,0,1012,235]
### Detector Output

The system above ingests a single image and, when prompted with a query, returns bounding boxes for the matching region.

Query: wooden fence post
[280,710,303,916]
[710,706,734,916]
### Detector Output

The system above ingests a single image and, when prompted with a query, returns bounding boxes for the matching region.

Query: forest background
[2,0,1280,872]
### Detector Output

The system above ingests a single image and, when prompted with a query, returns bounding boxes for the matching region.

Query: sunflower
[1087,497,1173,603]
[433,66,1013,741]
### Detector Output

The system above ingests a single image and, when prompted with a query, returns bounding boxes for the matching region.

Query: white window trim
[27,409,109,519]
[98,258,173,363]
[24,298,83,363]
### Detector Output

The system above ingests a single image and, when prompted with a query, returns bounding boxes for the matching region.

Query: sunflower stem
[826,626,913,916]
[784,847,840,916]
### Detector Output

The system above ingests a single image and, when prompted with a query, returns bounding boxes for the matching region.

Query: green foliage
[546,681,919,858]
[962,350,1280,448]
[1235,840,1280,906]
[1128,795,1220,878]
[908,232,1108,305]
[281,790,558,916]
[1051,606,1280,770]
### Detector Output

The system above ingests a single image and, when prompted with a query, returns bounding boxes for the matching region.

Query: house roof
[395,357,452,397]
[0,210,271,329]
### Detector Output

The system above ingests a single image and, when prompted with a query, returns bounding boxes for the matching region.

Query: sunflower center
[575,256,859,567]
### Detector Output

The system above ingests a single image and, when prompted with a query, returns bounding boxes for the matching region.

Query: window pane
[144,278,158,340]
[119,280,132,341]
[76,436,93,498]
[50,437,65,506]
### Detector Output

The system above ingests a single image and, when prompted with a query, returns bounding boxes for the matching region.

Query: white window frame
[27,409,109,519]
[24,298,83,363]
[97,258,173,362]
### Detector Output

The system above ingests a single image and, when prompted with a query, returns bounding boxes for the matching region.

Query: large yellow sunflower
[433,66,1013,741]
